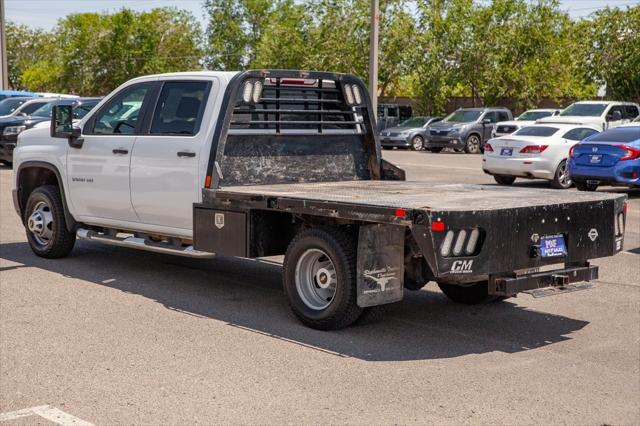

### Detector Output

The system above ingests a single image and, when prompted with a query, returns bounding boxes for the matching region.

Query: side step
[76,228,215,258]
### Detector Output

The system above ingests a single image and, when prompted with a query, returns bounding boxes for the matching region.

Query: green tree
[5,22,56,90]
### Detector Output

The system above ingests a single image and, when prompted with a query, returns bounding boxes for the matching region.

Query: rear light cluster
[520,145,548,154]
[617,144,640,161]
[569,144,577,158]
[616,207,626,237]
[440,228,483,257]
[484,143,494,152]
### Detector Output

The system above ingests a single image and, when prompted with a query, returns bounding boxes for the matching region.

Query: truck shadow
[0,241,590,362]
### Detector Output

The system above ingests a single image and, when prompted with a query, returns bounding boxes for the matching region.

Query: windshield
[399,117,428,127]
[517,111,554,121]
[0,98,28,116]
[443,110,481,123]
[560,103,607,117]
[513,126,559,137]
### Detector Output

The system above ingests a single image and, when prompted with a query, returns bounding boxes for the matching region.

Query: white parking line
[0,405,93,426]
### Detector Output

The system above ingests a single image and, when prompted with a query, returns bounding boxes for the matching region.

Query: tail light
[484,143,494,153]
[569,144,578,158]
[520,145,549,154]
[617,144,640,161]
[440,227,483,257]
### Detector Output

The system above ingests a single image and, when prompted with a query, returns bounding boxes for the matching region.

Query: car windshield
[517,111,554,121]
[587,128,640,143]
[560,103,607,117]
[443,110,481,123]
[0,98,27,115]
[513,126,559,137]
[399,117,428,127]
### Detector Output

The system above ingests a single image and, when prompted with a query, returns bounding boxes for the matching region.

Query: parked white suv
[493,108,560,137]
[537,101,639,131]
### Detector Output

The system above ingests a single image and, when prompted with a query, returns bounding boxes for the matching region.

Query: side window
[150,81,209,136]
[20,102,47,115]
[497,111,510,122]
[483,111,498,123]
[625,105,639,119]
[564,128,597,141]
[73,102,98,119]
[92,84,150,135]
[607,105,625,121]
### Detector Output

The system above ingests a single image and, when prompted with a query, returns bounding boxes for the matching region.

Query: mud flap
[356,224,405,307]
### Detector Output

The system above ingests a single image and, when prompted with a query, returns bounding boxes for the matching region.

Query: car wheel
[283,227,362,330]
[437,281,501,304]
[494,175,516,185]
[24,185,76,259]
[429,147,443,153]
[464,134,481,154]
[550,160,572,189]
[410,135,425,151]
[575,181,598,191]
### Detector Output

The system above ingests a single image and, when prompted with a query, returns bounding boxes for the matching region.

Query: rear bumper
[482,155,555,179]
[489,263,598,296]
[569,161,640,186]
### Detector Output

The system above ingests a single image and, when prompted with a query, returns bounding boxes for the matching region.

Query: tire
[550,160,572,189]
[437,281,499,305]
[356,306,386,325]
[428,147,443,153]
[283,227,362,330]
[575,181,598,191]
[410,136,425,151]
[382,146,392,150]
[494,175,516,185]
[24,185,76,259]
[464,134,482,154]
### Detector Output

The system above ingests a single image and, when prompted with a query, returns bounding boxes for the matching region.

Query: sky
[5,0,640,30]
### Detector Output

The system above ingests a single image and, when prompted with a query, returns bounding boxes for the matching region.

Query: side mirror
[50,104,83,148]
[607,110,622,121]
[50,105,73,138]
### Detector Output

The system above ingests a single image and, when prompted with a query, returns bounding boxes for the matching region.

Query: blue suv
[568,126,640,191]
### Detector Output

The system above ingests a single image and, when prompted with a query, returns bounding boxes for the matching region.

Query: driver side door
[67,82,155,223]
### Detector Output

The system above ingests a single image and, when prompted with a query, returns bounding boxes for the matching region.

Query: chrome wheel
[411,136,424,151]
[466,135,481,154]
[557,161,572,188]
[27,200,54,246]
[295,248,338,310]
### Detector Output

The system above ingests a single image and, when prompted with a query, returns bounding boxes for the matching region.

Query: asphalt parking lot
[1,151,639,425]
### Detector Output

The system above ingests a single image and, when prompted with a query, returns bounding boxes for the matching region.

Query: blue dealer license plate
[589,154,602,164]
[540,234,567,257]
[500,148,513,156]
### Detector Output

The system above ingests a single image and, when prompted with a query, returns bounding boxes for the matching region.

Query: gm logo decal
[451,260,473,274]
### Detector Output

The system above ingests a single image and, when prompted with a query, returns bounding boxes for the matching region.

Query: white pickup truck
[538,101,640,131]
[12,70,627,330]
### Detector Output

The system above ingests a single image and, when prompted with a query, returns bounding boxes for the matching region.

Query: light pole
[368,0,379,115]
[0,0,8,90]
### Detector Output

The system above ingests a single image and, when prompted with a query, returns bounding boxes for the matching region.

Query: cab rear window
[588,128,640,143]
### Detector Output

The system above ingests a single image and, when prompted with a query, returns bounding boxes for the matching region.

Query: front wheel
[494,175,516,185]
[550,160,572,189]
[437,281,500,304]
[410,136,425,151]
[283,227,362,330]
[24,185,76,258]
[575,181,598,191]
[464,134,482,154]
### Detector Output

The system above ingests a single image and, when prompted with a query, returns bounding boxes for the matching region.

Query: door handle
[177,151,196,158]
[112,148,129,155]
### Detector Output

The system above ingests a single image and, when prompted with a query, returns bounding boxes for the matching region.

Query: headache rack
[228,75,366,135]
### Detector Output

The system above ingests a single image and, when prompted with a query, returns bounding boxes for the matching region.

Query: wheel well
[17,164,76,230]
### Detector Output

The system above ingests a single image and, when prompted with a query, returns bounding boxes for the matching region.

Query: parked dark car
[0,98,56,118]
[0,97,101,165]
[426,107,512,154]
[380,116,442,150]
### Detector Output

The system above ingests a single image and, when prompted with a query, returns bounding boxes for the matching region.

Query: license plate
[540,234,567,258]
[500,148,513,156]
[589,154,602,164]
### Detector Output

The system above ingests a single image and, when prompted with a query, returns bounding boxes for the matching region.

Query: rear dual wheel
[283,227,367,330]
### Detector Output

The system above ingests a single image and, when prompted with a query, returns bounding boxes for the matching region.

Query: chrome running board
[76,228,215,258]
